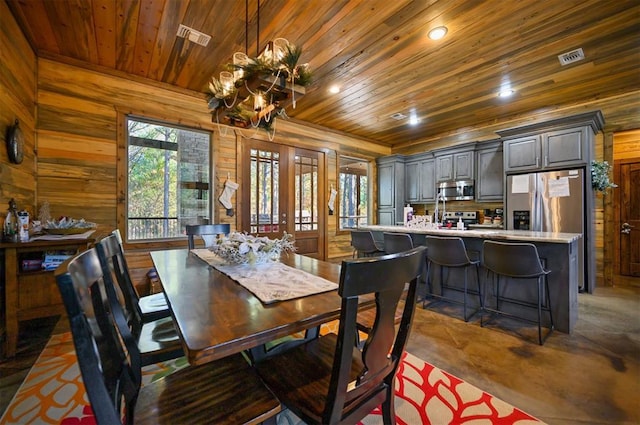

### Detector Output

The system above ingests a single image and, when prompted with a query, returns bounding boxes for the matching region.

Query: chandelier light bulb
[273,38,289,62]
[233,52,249,81]
[219,71,234,96]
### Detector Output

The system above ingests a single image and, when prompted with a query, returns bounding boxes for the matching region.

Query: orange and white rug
[0,332,543,424]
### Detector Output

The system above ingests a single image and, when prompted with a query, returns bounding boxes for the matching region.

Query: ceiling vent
[558,48,585,66]
[177,24,211,47]
[390,112,407,120]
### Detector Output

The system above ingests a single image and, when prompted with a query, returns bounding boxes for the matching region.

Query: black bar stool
[481,240,554,345]
[383,232,414,254]
[423,235,482,322]
[350,230,384,258]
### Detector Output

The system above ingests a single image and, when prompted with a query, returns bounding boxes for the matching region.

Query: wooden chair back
[55,248,141,424]
[186,223,231,249]
[256,245,426,424]
[96,233,144,335]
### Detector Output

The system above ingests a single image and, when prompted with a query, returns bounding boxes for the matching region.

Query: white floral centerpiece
[210,231,296,265]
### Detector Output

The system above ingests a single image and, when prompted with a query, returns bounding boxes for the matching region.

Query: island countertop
[358,225,582,244]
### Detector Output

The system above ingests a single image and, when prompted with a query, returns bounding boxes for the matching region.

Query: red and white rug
[0,332,543,424]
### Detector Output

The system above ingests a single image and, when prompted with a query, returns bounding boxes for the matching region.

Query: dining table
[150,249,373,366]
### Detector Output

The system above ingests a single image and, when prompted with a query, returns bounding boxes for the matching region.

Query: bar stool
[423,235,482,322]
[481,240,554,345]
[350,230,384,258]
[383,232,414,254]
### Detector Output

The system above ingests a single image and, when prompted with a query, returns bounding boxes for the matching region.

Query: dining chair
[481,240,554,345]
[96,233,183,365]
[350,230,384,258]
[110,230,170,322]
[55,248,281,425]
[355,232,416,344]
[186,223,231,249]
[255,246,426,425]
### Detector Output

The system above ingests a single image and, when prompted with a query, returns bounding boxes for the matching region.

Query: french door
[241,139,325,259]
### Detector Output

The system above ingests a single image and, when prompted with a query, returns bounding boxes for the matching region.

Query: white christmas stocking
[219,180,239,209]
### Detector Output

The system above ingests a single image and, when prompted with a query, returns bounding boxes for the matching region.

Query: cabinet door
[476,147,504,201]
[405,161,420,202]
[377,209,395,225]
[378,163,395,209]
[504,135,541,172]
[419,158,436,201]
[436,154,453,182]
[454,151,474,180]
[543,127,587,168]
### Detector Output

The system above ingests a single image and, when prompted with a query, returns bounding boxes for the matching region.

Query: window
[127,118,211,240]
[339,156,369,230]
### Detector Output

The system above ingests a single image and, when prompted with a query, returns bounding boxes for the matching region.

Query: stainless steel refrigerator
[506,168,587,290]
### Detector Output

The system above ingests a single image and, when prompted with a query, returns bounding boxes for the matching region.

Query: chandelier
[207,2,312,138]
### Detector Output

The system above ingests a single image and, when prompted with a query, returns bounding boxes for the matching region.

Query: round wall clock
[6,119,24,164]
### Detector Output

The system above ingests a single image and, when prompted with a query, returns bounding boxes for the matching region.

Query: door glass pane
[250,149,279,234]
[295,154,318,231]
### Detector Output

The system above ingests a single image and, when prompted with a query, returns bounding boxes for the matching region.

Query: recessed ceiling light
[409,110,420,125]
[428,26,448,40]
[329,85,340,94]
[498,89,514,98]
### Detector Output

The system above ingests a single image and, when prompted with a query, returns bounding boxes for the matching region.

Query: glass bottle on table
[3,198,19,243]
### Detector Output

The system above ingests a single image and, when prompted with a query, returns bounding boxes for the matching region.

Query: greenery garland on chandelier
[207,39,312,135]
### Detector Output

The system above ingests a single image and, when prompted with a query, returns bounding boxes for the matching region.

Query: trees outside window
[339,156,369,230]
[127,118,211,241]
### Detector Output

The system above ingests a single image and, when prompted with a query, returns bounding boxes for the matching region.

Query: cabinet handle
[536,157,539,168]
[544,155,548,166]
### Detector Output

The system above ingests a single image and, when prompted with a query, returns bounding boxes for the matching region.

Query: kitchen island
[359,225,581,333]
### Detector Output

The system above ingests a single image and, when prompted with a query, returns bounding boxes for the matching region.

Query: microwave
[438,180,475,201]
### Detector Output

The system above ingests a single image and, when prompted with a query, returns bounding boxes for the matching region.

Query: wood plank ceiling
[6,0,640,148]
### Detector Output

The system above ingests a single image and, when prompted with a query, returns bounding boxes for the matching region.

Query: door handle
[621,222,634,234]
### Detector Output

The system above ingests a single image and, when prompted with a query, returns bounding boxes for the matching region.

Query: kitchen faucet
[434,190,446,226]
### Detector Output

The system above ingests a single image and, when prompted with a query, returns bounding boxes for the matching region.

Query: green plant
[591,160,617,192]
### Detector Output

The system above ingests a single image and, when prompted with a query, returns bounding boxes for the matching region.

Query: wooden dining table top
[150,249,368,366]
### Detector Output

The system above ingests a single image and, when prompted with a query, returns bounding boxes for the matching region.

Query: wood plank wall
[0,0,36,215]
[32,57,387,291]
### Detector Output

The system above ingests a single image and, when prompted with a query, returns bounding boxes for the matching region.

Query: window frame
[337,155,372,234]
[116,112,214,249]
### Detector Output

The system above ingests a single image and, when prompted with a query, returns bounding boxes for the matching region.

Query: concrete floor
[407,285,640,424]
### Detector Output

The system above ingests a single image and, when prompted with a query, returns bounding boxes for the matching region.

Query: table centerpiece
[210,231,296,265]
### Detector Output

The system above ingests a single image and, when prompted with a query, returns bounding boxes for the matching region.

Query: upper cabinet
[405,154,435,203]
[498,111,604,173]
[435,149,474,182]
[376,155,405,225]
[475,140,503,202]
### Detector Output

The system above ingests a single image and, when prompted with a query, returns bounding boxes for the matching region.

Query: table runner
[190,249,338,304]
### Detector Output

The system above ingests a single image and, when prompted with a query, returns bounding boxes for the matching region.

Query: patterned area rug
[0,331,543,425]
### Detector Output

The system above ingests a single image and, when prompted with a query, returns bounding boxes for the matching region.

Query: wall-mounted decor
[6,119,24,164]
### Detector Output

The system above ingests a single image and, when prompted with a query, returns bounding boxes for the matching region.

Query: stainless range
[442,211,478,229]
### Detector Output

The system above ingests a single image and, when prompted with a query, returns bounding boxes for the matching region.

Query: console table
[1,237,93,358]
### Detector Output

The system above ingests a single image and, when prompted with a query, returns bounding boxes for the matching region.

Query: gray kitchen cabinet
[435,149,474,182]
[475,141,503,202]
[376,155,405,225]
[499,111,604,173]
[405,154,435,203]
